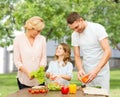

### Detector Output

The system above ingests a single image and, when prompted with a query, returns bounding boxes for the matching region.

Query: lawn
[0,69,120,97]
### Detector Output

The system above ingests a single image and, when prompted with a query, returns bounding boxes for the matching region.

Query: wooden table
[6,88,108,97]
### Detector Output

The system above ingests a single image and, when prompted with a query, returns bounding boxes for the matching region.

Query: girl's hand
[50,74,57,80]
[55,75,61,79]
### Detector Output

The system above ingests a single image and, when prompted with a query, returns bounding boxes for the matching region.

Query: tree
[90,0,120,50]
[0,0,120,50]
[0,0,18,47]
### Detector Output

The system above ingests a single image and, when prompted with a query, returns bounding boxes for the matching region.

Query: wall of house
[0,48,4,73]
[46,57,120,71]
[109,58,120,69]
[0,55,120,74]
[0,43,120,74]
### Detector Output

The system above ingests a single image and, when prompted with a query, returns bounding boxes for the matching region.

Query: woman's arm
[13,38,31,78]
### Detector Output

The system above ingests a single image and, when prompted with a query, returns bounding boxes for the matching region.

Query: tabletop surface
[6,88,107,97]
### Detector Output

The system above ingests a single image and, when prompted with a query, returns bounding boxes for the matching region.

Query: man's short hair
[67,12,81,24]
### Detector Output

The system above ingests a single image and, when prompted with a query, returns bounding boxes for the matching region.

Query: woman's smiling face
[28,28,41,38]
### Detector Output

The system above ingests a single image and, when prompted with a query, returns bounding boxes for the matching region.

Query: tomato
[41,89,46,93]
[61,86,69,94]
[39,89,43,93]
[34,89,39,94]
[28,87,48,94]
[28,89,32,93]
[31,90,35,94]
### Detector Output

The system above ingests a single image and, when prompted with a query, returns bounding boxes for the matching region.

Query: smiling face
[28,28,41,38]
[68,18,86,33]
[67,12,87,33]
[24,16,45,38]
[55,45,65,57]
[55,43,71,64]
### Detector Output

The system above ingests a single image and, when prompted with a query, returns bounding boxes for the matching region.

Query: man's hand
[78,69,86,82]
[85,69,98,83]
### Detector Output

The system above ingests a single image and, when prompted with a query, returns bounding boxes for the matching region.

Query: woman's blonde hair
[55,43,71,65]
[24,16,45,31]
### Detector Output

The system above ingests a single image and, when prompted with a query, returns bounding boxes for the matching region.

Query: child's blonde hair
[55,43,71,64]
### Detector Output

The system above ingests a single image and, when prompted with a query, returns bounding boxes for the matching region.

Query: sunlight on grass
[110,89,120,97]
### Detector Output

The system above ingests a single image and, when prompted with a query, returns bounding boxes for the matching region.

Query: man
[66,12,111,92]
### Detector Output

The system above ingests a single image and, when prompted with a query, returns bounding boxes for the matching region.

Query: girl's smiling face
[55,45,65,57]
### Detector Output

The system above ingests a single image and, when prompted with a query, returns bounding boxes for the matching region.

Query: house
[0,39,120,74]
[110,49,120,68]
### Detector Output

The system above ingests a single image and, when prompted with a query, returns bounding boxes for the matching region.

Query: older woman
[13,16,47,89]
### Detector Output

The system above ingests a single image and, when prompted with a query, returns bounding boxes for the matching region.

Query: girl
[46,43,73,86]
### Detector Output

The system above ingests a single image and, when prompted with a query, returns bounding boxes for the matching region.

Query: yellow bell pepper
[69,84,77,94]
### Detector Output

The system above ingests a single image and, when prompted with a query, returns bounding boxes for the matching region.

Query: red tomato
[28,89,32,93]
[39,89,43,93]
[41,89,46,93]
[31,90,35,94]
[61,86,69,94]
[35,89,39,94]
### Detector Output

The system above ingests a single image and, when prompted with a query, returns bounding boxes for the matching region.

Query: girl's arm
[59,62,73,81]
[59,75,71,81]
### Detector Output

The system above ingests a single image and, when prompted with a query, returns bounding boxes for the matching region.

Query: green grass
[0,69,120,97]
[0,73,18,97]
[110,69,120,97]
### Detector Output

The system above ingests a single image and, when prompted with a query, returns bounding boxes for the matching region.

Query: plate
[32,86,45,89]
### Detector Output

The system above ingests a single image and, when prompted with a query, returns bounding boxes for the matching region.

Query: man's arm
[74,46,82,70]
[86,37,111,83]
[95,37,111,73]
[74,46,85,77]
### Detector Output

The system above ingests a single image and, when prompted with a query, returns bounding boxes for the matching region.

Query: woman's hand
[19,66,34,80]
[28,73,34,80]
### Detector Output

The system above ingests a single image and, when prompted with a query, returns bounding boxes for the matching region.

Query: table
[6,88,108,97]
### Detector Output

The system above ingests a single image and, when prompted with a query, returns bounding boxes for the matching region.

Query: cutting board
[82,87,109,97]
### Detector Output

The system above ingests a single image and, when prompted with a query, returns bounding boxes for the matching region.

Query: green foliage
[0,0,16,47]
[0,0,120,48]
[90,0,120,47]
[30,66,45,84]
[47,83,61,91]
